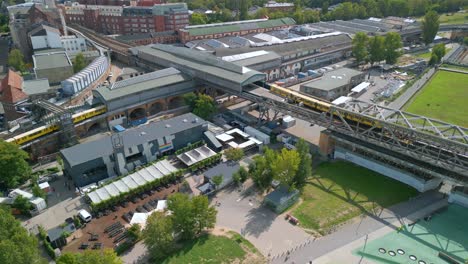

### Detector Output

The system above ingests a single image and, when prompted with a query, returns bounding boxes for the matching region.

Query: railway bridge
[10,33,468,185]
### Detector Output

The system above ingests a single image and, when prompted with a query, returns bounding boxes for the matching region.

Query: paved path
[271,191,445,264]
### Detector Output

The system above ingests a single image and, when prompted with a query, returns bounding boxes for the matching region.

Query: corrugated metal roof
[184,18,296,36]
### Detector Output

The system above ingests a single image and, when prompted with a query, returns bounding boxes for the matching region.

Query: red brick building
[0,70,29,122]
[63,2,188,35]
[77,0,165,6]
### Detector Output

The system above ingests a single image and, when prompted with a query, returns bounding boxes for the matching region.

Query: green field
[439,12,468,24]
[404,70,468,127]
[162,232,264,264]
[292,161,418,235]
[441,63,468,72]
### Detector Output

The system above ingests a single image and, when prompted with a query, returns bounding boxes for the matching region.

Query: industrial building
[60,113,209,187]
[61,56,109,96]
[63,2,189,35]
[300,68,365,101]
[32,51,74,85]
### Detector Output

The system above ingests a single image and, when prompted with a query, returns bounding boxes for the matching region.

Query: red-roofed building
[0,70,29,122]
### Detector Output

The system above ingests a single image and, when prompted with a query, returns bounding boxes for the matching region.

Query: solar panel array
[87,159,177,204]
[111,67,180,90]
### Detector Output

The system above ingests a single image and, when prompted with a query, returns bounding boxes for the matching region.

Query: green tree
[384,32,403,64]
[224,147,244,162]
[352,32,369,64]
[294,138,312,188]
[248,147,276,191]
[0,207,47,264]
[233,172,241,185]
[321,1,329,14]
[464,37,468,46]
[144,212,174,261]
[238,166,249,183]
[428,53,439,66]
[190,13,207,25]
[293,10,305,24]
[0,140,32,190]
[191,195,217,234]
[32,184,46,199]
[8,49,26,72]
[183,92,198,109]
[368,36,386,65]
[212,174,223,189]
[193,94,217,120]
[255,8,269,19]
[271,148,300,188]
[240,0,249,20]
[72,53,86,73]
[13,195,32,215]
[421,10,440,45]
[304,10,320,23]
[127,224,141,241]
[432,43,446,63]
[56,249,122,264]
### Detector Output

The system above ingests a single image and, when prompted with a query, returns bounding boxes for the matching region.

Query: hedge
[175,140,206,155]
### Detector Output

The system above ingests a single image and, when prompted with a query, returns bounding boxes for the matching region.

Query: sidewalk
[270,191,445,264]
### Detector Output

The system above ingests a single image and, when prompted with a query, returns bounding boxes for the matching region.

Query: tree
[144,212,174,260]
[32,184,46,199]
[368,36,385,65]
[190,13,207,25]
[191,195,217,234]
[239,0,249,20]
[293,10,305,24]
[271,148,300,188]
[464,37,468,46]
[432,43,446,63]
[384,32,403,64]
[238,166,249,183]
[421,10,440,45]
[8,49,26,72]
[212,175,223,189]
[255,8,269,19]
[183,92,198,109]
[127,224,141,241]
[352,32,369,64]
[248,147,276,191]
[294,138,312,188]
[428,53,439,66]
[167,193,217,241]
[224,147,244,162]
[0,140,32,190]
[72,53,86,73]
[321,1,329,14]
[0,206,46,264]
[56,249,122,264]
[193,94,217,120]
[12,195,32,215]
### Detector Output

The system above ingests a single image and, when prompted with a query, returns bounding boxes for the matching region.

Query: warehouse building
[300,67,365,101]
[61,113,208,187]
[32,51,74,85]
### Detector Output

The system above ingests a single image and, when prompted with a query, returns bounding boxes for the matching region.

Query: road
[270,191,446,264]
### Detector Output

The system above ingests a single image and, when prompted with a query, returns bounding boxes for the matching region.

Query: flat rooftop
[301,67,362,91]
[33,52,72,70]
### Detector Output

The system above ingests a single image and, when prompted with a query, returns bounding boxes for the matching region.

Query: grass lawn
[439,12,468,24]
[404,70,468,127]
[162,231,264,264]
[441,63,468,72]
[292,161,418,235]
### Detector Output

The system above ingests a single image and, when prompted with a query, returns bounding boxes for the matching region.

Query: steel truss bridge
[238,86,468,183]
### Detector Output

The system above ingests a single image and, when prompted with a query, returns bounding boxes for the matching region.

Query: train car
[269,84,380,128]
[7,124,60,145]
[72,105,107,124]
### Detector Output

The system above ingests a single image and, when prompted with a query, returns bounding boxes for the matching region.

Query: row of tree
[428,43,447,65]
[249,138,312,192]
[143,193,217,261]
[352,32,403,65]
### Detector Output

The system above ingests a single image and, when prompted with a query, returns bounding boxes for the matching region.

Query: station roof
[221,50,281,67]
[95,67,192,102]
[301,68,363,91]
[132,44,266,88]
[180,17,296,36]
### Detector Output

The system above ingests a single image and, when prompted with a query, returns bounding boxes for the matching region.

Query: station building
[61,113,208,187]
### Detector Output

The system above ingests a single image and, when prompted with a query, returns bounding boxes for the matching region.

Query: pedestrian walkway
[270,191,446,264]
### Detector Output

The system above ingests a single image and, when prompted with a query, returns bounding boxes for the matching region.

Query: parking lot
[63,182,180,253]
[214,181,311,257]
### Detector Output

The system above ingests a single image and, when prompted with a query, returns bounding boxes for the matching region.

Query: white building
[29,24,62,50]
[61,35,87,55]
[61,56,109,95]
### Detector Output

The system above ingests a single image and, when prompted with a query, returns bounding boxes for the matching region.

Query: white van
[78,209,92,223]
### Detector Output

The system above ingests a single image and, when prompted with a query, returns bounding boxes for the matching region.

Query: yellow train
[269,84,381,128]
[5,105,107,145]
